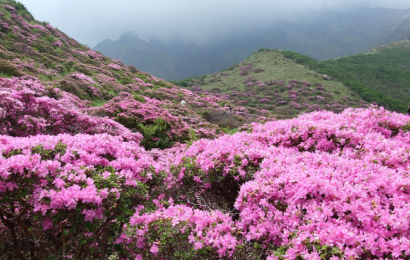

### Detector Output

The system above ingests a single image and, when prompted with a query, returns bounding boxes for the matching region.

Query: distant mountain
[94,31,252,81]
[172,49,367,118]
[94,31,176,80]
[94,7,410,80]
[377,13,410,44]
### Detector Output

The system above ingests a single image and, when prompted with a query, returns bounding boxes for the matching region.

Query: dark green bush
[135,73,147,82]
[138,118,173,150]
[119,76,133,85]
[132,94,146,103]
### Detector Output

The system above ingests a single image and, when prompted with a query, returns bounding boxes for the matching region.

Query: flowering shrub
[0,133,158,259]
[53,40,63,48]
[2,103,410,258]
[119,204,239,259]
[91,92,190,149]
[277,100,288,105]
[107,63,122,70]
[259,98,271,103]
[3,4,16,12]
[55,73,103,99]
[31,24,49,34]
[255,81,265,87]
[236,100,249,105]
[0,76,141,142]
[0,57,24,76]
[290,102,302,109]
[0,19,9,29]
[239,64,252,76]
[87,49,103,59]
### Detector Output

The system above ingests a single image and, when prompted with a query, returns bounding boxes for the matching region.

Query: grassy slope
[173,49,367,117]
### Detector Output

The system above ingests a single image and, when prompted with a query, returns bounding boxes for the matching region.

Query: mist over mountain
[94,7,410,80]
[377,13,410,44]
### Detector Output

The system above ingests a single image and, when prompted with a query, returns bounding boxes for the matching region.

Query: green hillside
[321,40,410,112]
[173,49,367,118]
[280,40,410,112]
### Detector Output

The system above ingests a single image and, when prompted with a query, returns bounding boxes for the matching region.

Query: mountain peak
[119,30,140,41]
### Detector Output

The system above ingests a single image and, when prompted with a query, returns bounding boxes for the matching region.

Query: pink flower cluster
[3,5,16,12]
[0,76,141,142]
[70,72,95,83]
[0,133,156,257]
[159,106,410,259]
[92,92,190,141]
[53,40,63,48]
[239,63,253,76]
[107,63,122,70]
[120,204,238,258]
[69,72,102,97]
[87,49,103,59]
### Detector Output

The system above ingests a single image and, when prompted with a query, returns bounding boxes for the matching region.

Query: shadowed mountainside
[94,7,410,80]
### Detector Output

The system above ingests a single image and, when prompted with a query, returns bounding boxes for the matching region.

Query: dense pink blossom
[107,63,122,70]
[0,76,141,141]
[158,105,410,259]
[87,49,103,59]
[53,40,63,47]
[3,5,16,12]
[0,133,157,257]
[122,204,239,258]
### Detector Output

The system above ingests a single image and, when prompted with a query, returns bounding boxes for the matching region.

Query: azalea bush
[0,76,142,141]
[91,92,191,150]
[2,103,410,259]
[0,133,161,259]
[119,204,239,259]
[159,106,410,259]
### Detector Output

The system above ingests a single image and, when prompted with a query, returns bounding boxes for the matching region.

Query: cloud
[18,0,410,47]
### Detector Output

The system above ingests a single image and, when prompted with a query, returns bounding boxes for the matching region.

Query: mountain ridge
[94,7,410,80]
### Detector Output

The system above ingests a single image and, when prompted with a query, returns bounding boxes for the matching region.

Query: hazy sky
[18,0,410,47]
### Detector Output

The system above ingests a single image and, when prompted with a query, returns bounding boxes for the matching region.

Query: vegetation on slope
[320,40,410,112]
[281,41,410,112]
[0,0,270,145]
[173,49,367,118]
